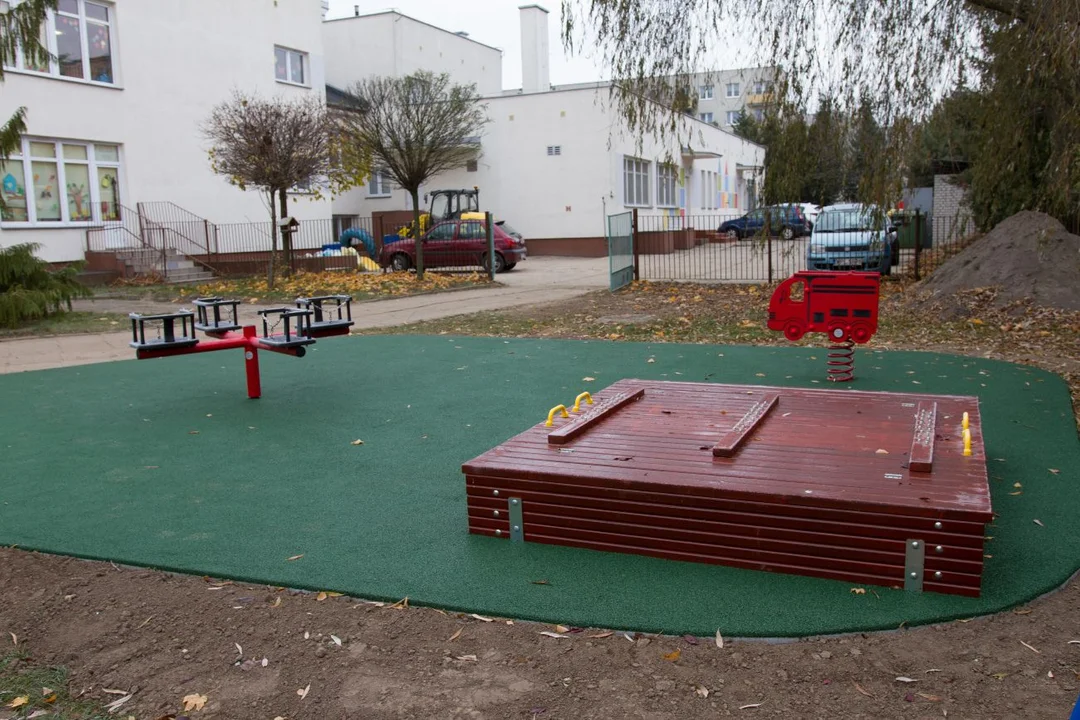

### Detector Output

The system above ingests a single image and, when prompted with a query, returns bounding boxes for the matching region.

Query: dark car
[380,219,526,274]
[718,204,809,240]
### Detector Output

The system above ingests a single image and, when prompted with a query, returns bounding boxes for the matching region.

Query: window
[623,157,650,207]
[700,170,717,211]
[427,222,456,240]
[725,82,740,98]
[546,145,561,156]
[2,0,115,83]
[699,112,714,124]
[1,137,121,225]
[753,108,765,121]
[274,46,307,85]
[459,221,485,240]
[657,164,677,208]
[699,85,713,100]
[367,170,391,197]
[726,110,742,126]
[753,80,773,95]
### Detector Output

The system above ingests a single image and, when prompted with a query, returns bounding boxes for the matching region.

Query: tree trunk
[267,189,278,290]
[410,188,425,279]
[278,188,292,275]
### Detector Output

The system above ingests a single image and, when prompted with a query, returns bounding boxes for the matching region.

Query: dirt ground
[2,548,1079,720]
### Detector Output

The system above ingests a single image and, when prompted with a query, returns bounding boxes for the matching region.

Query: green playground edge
[0,336,1076,637]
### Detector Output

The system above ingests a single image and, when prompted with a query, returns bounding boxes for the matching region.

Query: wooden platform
[463,380,992,597]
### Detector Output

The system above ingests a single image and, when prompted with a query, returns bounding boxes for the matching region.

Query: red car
[379,219,527,273]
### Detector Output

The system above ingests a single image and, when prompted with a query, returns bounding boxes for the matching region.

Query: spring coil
[826,339,855,382]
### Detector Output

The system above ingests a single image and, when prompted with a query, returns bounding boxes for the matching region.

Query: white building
[688,68,778,129]
[0,0,330,263]
[328,5,765,256]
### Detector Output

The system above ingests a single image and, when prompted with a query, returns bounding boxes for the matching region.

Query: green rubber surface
[1,336,1077,637]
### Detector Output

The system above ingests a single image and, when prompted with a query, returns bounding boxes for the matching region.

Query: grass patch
[101,270,494,304]
[0,312,128,339]
[0,652,113,719]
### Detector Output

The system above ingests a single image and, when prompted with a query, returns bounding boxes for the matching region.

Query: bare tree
[337,71,487,278]
[202,91,333,287]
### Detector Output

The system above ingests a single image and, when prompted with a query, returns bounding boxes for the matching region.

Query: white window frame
[725,82,740,98]
[1,0,118,86]
[546,145,561,156]
[367,170,392,198]
[699,85,714,100]
[274,45,308,87]
[726,110,742,126]
[657,164,677,208]
[623,156,651,208]
[0,136,123,227]
[699,112,714,124]
[753,80,766,95]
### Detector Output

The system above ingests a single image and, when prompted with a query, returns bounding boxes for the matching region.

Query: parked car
[799,203,823,229]
[822,203,900,265]
[717,204,809,240]
[806,205,894,274]
[379,219,526,273]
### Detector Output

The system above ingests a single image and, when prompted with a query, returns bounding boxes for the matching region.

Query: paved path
[0,257,609,374]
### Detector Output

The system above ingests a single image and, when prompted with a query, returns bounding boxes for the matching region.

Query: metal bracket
[905,539,925,592]
[508,497,524,542]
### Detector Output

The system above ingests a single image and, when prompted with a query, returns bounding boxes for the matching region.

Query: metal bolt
[909,571,917,578]
[493,510,500,517]
[513,525,520,532]
[935,545,943,554]
[511,499,520,506]
[493,490,500,497]
[934,521,943,530]
[934,571,942,579]
[911,541,920,548]
[495,529,502,536]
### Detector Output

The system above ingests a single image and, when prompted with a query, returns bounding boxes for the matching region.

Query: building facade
[0,0,330,262]
[688,68,777,129]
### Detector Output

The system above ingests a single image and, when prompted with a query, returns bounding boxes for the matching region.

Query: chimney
[354,5,359,17]
[320,0,330,19]
[519,4,550,93]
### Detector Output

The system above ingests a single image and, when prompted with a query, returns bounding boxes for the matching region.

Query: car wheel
[390,253,412,272]
[783,322,804,342]
[725,229,739,241]
[504,262,517,271]
[483,252,507,274]
[780,226,795,241]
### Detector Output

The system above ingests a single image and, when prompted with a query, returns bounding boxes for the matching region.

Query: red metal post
[243,326,261,399]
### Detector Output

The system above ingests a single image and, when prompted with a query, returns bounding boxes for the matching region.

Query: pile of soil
[918,211,1080,312]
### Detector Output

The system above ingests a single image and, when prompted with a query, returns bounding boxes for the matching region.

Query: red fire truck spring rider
[766,271,881,381]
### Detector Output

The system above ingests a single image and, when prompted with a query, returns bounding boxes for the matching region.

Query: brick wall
[933,174,975,242]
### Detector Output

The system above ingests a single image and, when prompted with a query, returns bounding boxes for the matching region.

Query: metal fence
[629,211,976,284]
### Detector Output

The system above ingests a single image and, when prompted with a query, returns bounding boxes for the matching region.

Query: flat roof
[324,10,503,54]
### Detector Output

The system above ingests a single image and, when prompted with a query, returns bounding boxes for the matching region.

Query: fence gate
[607,211,634,291]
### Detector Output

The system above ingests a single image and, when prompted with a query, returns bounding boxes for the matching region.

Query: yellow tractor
[397,187,489,239]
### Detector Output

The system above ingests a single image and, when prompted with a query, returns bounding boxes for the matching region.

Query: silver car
[806,206,893,274]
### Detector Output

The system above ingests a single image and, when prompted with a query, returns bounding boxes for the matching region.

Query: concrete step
[165,269,214,283]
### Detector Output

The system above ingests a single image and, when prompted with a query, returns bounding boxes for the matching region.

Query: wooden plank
[909,401,937,473]
[547,388,645,445]
[712,393,780,457]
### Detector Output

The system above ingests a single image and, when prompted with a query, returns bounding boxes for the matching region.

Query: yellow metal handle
[963,428,972,456]
[545,404,569,427]
[962,411,970,431]
[572,392,594,413]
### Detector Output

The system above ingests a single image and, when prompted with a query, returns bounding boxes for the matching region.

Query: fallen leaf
[271,597,282,608]
[875,449,889,455]
[739,702,764,710]
[924,669,943,673]
[695,685,710,698]
[1049,468,1060,475]
[286,554,304,561]
[646,358,656,363]
[234,642,243,657]
[1014,482,1022,489]
[182,693,207,712]
[1033,519,1045,527]
[351,439,364,446]
[8,632,15,646]
[917,692,943,702]
[262,657,268,667]
[8,696,28,709]
[663,649,681,662]
[556,625,570,633]
[529,579,549,585]
[316,592,327,601]
[388,596,409,609]
[683,634,699,645]
[326,592,344,598]
[304,631,310,640]
[850,587,866,595]
[449,628,463,642]
[102,689,129,695]
[470,614,494,622]
[539,631,568,639]
[1009,491,1022,496]
[587,631,613,639]
[330,634,342,647]
[854,682,873,697]
[895,676,918,683]
[755,373,766,377]
[992,672,1009,680]
[41,688,53,697]
[1068,640,1080,645]
[715,629,724,648]
[1048,670,1054,678]
[42,693,57,704]
[1021,640,1040,654]
[582,376,596,382]
[297,684,310,699]
[455,654,478,662]
[1013,608,1032,615]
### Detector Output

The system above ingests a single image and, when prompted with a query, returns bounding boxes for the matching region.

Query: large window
[367,170,392,197]
[1,0,115,84]
[699,112,714,124]
[725,82,740,98]
[0,137,121,225]
[657,164,677,208]
[699,85,714,100]
[274,46,307,85]
[623,157,650,207]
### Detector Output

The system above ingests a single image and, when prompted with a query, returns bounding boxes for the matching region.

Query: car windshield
[815,211,877,233]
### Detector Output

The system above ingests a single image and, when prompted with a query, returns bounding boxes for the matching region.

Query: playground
[0,334,1077,639]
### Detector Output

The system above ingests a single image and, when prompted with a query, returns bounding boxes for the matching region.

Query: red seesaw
[128,295,353,398]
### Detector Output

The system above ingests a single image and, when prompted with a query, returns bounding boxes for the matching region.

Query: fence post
[913,209,922,281]
[485,211,496,281]
[632,208,640,282]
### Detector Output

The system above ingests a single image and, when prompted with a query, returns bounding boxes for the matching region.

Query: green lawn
[0,312,128,339]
